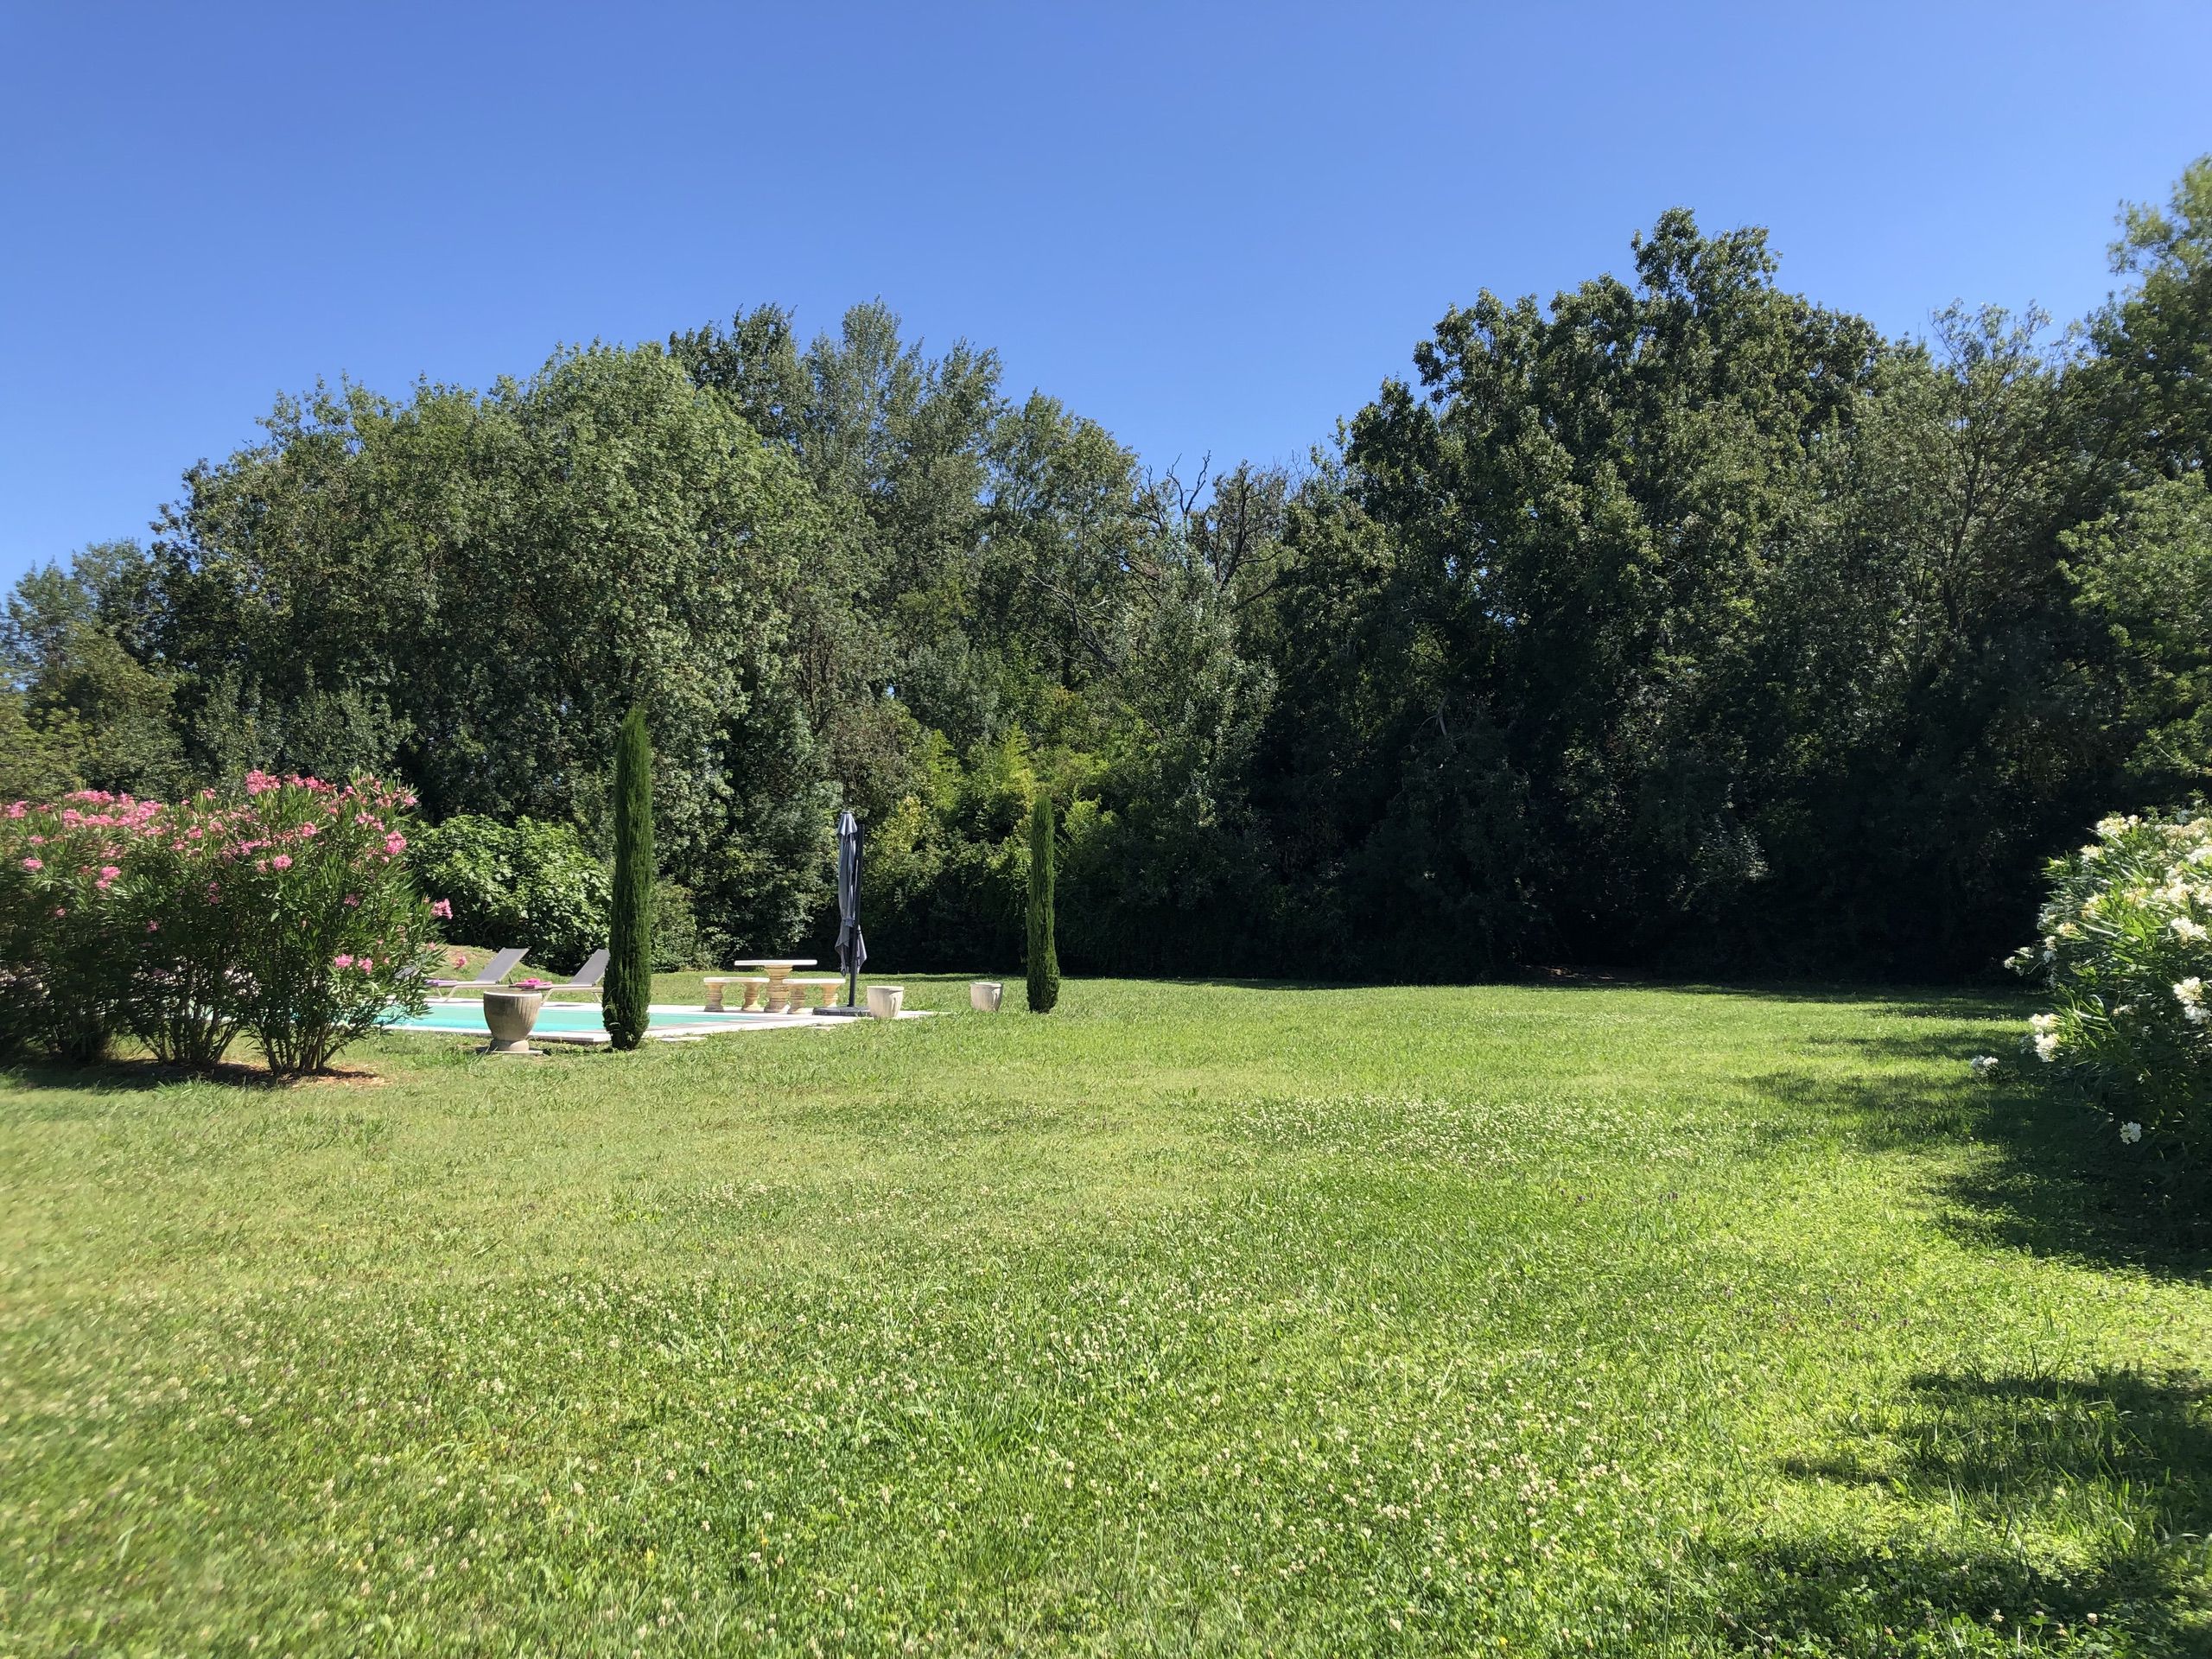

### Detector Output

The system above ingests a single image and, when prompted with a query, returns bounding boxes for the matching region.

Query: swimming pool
[383,1000,827,1045]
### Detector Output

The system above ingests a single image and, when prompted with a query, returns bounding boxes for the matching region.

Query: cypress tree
[605,703,656,1051]
[1026,791,1059,1014]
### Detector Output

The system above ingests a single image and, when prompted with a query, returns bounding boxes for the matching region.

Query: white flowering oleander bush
[0,773,441,1074]
[2008,807,2212,1153]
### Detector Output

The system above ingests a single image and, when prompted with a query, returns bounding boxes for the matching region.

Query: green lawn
[2,976,2207,1656]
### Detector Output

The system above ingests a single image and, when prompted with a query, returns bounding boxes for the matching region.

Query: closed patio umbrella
[824,809,867,1014]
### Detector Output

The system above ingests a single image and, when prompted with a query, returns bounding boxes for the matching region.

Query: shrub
[2010,807,2212,1154]
[1,773,440,1075]
[0,792,149,1059]
[219,773,437,1074]
[651,880,699,972]
[113,791,254,1066]
[414,814,609,969]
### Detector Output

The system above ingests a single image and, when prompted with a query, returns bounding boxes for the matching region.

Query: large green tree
[4,543,186,799]
[1248,212,2147,975]
[146,344,832,957]
[2094,156,2212,480]
[1255,212,1887,969]
[2067,471,2212,789]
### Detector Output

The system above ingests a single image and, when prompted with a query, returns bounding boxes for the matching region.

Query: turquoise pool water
[384,1002,778,1037]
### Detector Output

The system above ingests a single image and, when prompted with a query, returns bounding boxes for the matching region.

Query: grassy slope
[1,976,2206,1656]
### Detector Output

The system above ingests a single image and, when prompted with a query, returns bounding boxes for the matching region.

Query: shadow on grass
[1095,974,2037,1014]
[0,1053,380,1097]
[1698,1368,2211,1655]
[1697,1536,2198,1656]
[1746,1015,2212,1277]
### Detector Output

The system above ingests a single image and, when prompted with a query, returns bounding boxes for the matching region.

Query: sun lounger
[428,946,528,989]
[543,948,608,996]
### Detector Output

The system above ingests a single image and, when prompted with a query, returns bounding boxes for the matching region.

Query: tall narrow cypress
[605,704,656,1051]
[1026,791,1059,1014]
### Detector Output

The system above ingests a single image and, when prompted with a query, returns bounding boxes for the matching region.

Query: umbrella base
[811,1006,869,1018]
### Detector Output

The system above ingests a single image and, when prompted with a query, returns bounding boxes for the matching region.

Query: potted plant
[481,985,546,1054]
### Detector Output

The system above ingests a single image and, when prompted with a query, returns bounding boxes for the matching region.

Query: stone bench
[704,973,847,1014]
[702,976,768,1013]
[785,977,846,1009]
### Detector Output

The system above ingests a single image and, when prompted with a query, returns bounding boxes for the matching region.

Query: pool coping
[385,998,927,1046]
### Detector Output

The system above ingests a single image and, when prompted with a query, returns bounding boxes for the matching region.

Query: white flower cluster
[2028,1011,2063,1062]
[2120,1122,2144,1144]
[2177,977,2209,1025]
[2014,815,2212,975]
[1968,1055,1999,1079]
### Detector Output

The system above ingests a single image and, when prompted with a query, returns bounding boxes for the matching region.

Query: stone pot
[481,988,546,1054]
[969,981,1004,1013]
[867,984,905,1020]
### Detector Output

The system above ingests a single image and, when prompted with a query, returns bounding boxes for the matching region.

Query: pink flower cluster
[7,776,431,990]
[5,793,166,897]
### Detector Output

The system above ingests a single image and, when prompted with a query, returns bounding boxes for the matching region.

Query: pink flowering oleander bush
[0,773,441,1075]
[206,772,438,1074]
[110,791,257,1067]
[2008,806,2212,1157]
[0,793,148,1059]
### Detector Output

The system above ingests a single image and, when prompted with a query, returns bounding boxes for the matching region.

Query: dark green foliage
[3,543,185,799]
[2094,156,2212,480]
[134,344,829,952]
[0,691,79,803]
[413,815,611,969]
[2066,472,2212,788]
[1245,234,2132,977]
[649,880,701,974]
[1026,791,1059,1013]
[605,706,655,1051]
[410,815,699,973]
[15,161,2212,985]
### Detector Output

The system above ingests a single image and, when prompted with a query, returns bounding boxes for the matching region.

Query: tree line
[6,160,2209,979]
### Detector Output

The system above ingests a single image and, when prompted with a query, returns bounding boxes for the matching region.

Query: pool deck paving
[385,998,931,1047]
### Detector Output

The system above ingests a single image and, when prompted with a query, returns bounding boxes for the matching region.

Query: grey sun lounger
[428,946,529,988]
[544,948,609,995]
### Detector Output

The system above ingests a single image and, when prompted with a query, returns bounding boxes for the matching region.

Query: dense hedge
[414,814,608,969]
[411,813,700,972]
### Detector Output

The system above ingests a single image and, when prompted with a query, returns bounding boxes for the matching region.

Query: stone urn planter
[866,984,905,1020]
[969,981,1003,1013]
[481,988,546,1054]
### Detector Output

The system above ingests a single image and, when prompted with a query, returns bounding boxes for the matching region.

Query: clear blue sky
[3,1,2207,587]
